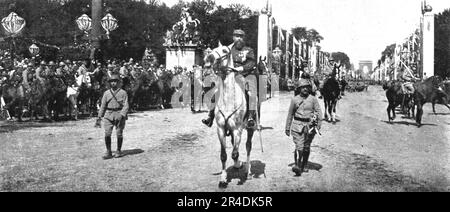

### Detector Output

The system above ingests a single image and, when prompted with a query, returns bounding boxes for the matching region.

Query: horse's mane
[423,75,443,85]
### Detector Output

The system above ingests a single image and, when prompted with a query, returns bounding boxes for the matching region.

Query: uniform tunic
[98,88,129,137]
[285,94,322,150]
[229,44,257,110]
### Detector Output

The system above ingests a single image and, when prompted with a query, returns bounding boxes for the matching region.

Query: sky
[158,0,449,66]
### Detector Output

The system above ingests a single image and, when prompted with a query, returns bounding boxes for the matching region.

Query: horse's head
[203,42,233,75]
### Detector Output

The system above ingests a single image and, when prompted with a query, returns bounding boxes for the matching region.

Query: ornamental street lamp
[76,0,119,60]
[76,14,92,33]
[1,12,26,36]
[101,13,118,39]
[2,11,26,65]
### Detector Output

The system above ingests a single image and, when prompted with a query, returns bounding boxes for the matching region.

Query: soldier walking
[285,79,323,176]
[97,74,129,160]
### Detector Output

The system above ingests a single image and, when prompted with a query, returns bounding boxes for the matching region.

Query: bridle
[211,46,232,68]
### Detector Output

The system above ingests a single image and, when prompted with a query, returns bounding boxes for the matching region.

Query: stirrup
[246,119,256,129]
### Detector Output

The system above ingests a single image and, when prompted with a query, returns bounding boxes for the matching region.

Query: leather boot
[301,148,310,173]
[202,109,215,127]
[292,150,303,176]
[102,136,113,160]
[115,136,123,158]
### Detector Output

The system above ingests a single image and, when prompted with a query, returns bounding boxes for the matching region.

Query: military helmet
[295,79,311,88]
[108,74,120,82]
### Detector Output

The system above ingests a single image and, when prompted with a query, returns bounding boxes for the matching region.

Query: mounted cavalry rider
[202,29,257,128]
[318,59,341,99]
[76,61,92,87]
[400,66,420,95]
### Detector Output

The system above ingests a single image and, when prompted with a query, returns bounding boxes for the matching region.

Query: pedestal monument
[164,7,203,70]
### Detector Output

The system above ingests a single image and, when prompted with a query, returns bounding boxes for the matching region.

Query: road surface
[1,85,449,191]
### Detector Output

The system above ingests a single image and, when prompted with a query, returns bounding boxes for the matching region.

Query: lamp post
[1,11,26,65]
[76,0,118,60]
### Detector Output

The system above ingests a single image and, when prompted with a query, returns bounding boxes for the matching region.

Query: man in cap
[97,74,129,160]
[202,29,257,128]
[285,79,322,176]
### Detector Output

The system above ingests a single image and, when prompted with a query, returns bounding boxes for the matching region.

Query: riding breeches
[292,129,315,151]
[104,114,126,137]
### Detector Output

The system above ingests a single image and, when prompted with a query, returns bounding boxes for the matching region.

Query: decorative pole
[90,0,102,60]
[258,1,270,68]
[421,1,434,77]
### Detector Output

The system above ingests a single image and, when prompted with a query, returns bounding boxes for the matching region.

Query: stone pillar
[422,12,434,77]
[258,7,269,67]
[165,45,202,70]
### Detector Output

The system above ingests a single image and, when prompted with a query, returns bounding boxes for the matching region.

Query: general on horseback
[202,29,259,188]
[202,29,257,129]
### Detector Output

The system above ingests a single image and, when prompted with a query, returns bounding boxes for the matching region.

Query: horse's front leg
[416,102,424,127]
[323,99,329,121]
[246,128,255,179]
[328,101,333,122]
[217,127,228,188]
[332,100,337,123]
[232,129,243,169]
[387,104,392,122]
[432,100,437,115]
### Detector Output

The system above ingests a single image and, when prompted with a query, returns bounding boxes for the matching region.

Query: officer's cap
[108,74,120,82]
[233,29,245,36]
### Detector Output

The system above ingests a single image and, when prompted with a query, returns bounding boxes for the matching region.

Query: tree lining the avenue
[0,0,353,69]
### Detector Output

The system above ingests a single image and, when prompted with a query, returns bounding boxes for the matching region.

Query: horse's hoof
[218,181,228,188]
[246,174,253,180]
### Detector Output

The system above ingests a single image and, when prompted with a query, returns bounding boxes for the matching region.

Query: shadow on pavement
[288,161,322,172]
[382,120,437,127]
[428,113,450,116]
[225,160,266,185]
[250,160,266,178]
[306,161,323,171]
[260,126,274,131]
[0,122,71,134]
[121,149,145,157]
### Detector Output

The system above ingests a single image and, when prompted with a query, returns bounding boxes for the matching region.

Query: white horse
[204,42,255,188]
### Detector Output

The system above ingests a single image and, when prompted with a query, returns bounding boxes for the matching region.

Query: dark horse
[431,80,450,114]
[414,76,450,127]
[320,75,340,123]
[383,80,414,123]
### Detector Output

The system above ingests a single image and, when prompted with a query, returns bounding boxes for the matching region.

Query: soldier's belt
[106,108,123,111]
[294,117,311,122]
